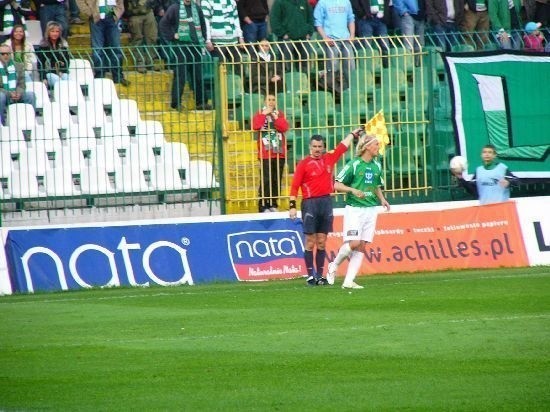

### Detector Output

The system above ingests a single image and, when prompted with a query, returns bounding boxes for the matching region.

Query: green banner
[444,52,550,179]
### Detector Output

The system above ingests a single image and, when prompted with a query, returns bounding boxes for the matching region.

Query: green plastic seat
[236,93,264,129]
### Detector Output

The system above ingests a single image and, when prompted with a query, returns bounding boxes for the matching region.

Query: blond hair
[355,133,377,157]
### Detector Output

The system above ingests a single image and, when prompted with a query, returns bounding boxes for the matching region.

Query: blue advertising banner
[5,218,306,293]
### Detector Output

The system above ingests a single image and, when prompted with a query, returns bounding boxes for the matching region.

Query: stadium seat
[225,73,244,106]
[68,58,95,88]
[283,71,310,98]
[53,79,87,113]
[237,93,264,129]
[276,92,304,127]
[7,103,36,135]
[25,81,51,113]
[189,159,218,189]
[304,91,336,127]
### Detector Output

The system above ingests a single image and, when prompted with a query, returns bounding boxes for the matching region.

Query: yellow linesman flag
[364,110,390,155]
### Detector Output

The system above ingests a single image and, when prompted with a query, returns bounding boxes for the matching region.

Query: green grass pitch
[1,266,549,411]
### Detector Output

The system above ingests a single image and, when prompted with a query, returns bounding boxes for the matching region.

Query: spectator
[393,0,426,64]
[150,0,177,26]
[289,129,359,286]
[425,0,464,51]
[247,40,283,95]
[351,0,391,64]
[269,0,315,73]
[37,0,69,38]
[451,144,519,204]
[158,0,211,110]
[37,21,70,89]
[77,0,130,86]
[460,0,490,49]
[237,0,269,43]
[327,133,390,289]
[0,1,29,44]
[2,24,37,82]
[523,21,545,50]
[124,0,158,73]
[314,0,356,91]
[534,0,549,29]
[252,94,289,213]
[201,0,245,63]
[69,0,85,25]
[0,43,36,124]
[489,0,522,49]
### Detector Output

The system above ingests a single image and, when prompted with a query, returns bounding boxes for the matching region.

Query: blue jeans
[356,17,389,55]
[357,17,388,37]
[69,0,80,19]
[400,14,425,52]
[432,22,460,51]
[90,16,125,83]
[242,20,267,43]
[323,40,355,76]
[40,4,69,38]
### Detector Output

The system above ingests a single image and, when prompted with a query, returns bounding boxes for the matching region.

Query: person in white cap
[327,132,390,289]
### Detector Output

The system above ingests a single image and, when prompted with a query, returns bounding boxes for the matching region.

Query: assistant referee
[289,128,362,286]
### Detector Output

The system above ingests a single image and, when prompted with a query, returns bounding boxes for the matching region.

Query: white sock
[334,242,352,266]
[343,251,363,285]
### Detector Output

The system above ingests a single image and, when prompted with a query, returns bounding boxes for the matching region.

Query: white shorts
[342,205,378,243]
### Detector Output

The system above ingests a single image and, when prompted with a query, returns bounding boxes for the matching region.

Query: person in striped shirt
[289,128,361,286]
[201,0,245,63]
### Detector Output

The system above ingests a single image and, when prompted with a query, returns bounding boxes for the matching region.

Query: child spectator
[252,94,289,213]
[2,24,37,82]
[247,40,283,95]
[37,21,70,89]
[523,21,545,51]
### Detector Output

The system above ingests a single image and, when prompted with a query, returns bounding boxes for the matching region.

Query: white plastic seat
[42,101,74,134]
[68,58,95,87]
[76,99,109,130]
[10,170,47,199]
[7,103,36,132]
[149,163,190,191]
[53,79,87,113]
[80,165,116,195]
[189,160,218,189]
[89,77,119,107]
[56,138,97,174]
[94,135,132,173]
[111,99,141,134]
[113,164,151,193]
[159,141,190,169]
[25,81,51,111]
[44,167,81,197]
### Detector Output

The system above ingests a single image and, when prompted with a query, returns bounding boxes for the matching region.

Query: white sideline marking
[0,271,548,306]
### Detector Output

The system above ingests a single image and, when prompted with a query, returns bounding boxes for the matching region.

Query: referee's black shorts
[301,195,333,235]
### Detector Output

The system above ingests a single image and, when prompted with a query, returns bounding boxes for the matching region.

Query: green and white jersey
[336,157,384,207]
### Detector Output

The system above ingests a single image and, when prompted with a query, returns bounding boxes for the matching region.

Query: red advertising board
[326,202,529,275]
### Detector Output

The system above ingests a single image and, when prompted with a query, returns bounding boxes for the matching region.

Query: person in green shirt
[327,132,390,289]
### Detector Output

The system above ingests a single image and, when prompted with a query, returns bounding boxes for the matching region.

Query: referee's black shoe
[316,277,329,285]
